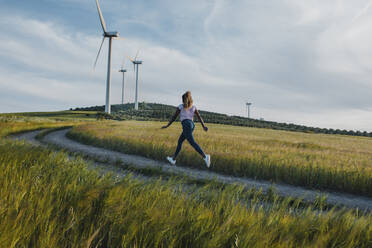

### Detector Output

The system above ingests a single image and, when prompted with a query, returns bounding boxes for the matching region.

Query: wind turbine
[128,51,143,110]
[93,0,119,114]
[118,61,127,105]
[246,102,252,118]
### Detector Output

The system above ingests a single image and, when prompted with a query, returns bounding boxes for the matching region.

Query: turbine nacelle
[119,69,127,73]
[128,50,142,67]
[104,31,119,38]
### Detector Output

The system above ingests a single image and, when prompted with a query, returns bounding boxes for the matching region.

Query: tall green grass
[1,139,372,247]
[68,121,372,196]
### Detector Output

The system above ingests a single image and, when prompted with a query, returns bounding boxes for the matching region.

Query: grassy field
[0,111,97,138]
[68,121,372,196]
[1,110,98,120]
[1,113,372,247]
[1,137,371,247]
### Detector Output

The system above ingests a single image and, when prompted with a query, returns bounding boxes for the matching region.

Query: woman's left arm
[195,109,208,132]
[162,109,180,129]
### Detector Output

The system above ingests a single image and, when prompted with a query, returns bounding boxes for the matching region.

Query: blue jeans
[173,119,206,159]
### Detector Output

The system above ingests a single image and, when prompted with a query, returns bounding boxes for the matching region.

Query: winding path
[13,129,372,211]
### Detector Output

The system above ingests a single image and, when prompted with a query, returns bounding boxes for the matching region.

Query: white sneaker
[166,156,176,165]
[204,154,211,168]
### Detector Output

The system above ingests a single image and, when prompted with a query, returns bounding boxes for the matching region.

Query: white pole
[105,37,112,114]
[121,71,125,104]
[135,64,139,110]
[248,105,250,118]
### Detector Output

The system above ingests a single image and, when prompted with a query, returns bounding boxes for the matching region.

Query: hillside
[73,103,372,137]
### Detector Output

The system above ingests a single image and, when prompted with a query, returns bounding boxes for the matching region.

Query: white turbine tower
[129,51,143,110]
[119,61,127,105]
[93,0,119,114]
[246,102,252,118]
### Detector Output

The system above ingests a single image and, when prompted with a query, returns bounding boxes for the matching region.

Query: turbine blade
[126,56,135,70]
[94,37,106,70]
[127,56,134,63]
[95,0,107,33]
[135,49,140,61]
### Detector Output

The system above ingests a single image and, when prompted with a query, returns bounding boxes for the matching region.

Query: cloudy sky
[1,0,372,131]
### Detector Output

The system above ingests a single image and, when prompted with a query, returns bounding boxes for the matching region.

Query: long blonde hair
[182,91,193,109]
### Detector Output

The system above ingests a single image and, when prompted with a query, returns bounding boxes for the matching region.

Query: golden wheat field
[1,116,371,247]
[68,120,372,196]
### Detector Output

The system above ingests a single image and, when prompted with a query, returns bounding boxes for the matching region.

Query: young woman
[162,91,211,168]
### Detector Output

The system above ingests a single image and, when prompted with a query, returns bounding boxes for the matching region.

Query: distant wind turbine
[128,50,143,111]
[93,0,120,114]
[119,60,127,105]
[246,102,252,118]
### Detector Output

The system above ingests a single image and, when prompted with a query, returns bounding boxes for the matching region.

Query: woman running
[162,91,211,168]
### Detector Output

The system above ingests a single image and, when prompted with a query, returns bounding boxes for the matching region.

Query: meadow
[0,111,96,138]
[0,133,371,247]
[1,114,372,247]
[68,120,372,196]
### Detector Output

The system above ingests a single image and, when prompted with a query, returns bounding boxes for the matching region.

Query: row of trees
[73,103,372,137]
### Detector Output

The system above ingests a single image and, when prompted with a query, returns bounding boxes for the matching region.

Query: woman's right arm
[162,109,180,129]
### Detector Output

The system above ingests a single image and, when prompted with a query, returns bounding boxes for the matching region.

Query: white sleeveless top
[178,104,196,122]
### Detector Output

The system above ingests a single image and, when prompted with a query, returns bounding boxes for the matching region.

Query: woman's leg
[173,132,186,159]
[184,121,206,158]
